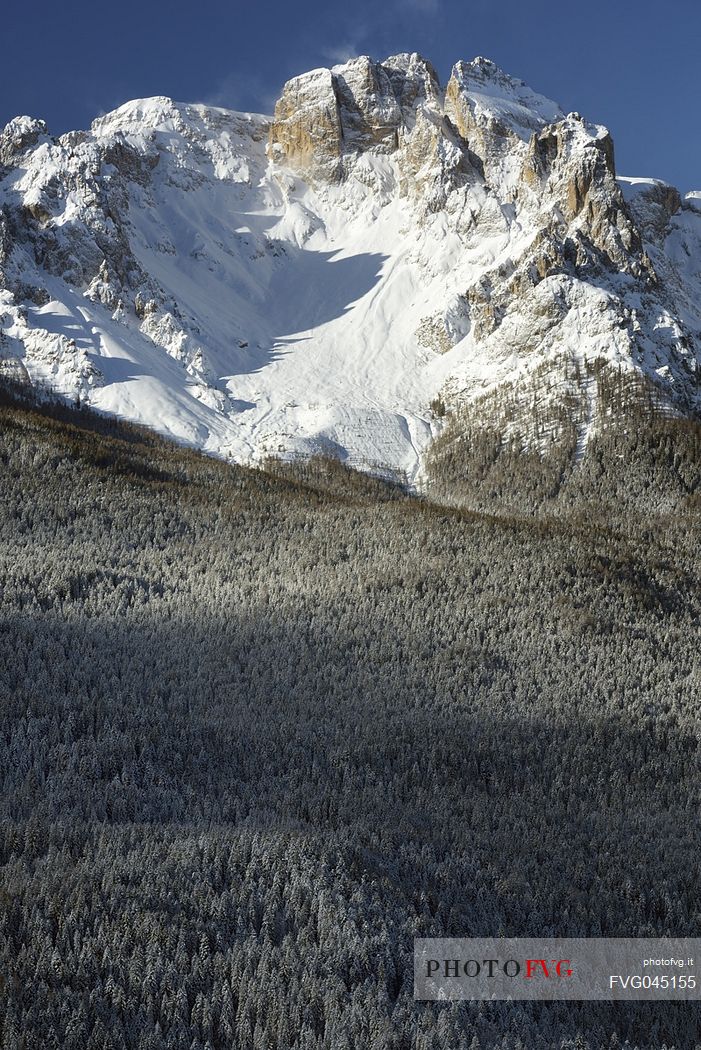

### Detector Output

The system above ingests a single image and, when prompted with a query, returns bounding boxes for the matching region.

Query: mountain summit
[1,55,700,500]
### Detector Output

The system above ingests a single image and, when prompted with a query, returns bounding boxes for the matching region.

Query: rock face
[445,57,563,188]
[269,54,447,188]
[0,54,700,484]
[269,68,345,181]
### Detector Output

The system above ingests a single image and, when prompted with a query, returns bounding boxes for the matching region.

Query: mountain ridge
[1,53,700,498]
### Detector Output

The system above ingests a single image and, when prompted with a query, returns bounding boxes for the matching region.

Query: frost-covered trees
[0,385,699,1049]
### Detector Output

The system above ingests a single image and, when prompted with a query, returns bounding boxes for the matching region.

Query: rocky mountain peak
[268,53,445,183]
[0,116,50,166]
[446,57,564,143]
[0,56,700,496]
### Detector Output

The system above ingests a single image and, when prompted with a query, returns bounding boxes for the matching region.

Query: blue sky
[2,0,699,190]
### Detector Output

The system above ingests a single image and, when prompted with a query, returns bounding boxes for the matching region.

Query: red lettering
[525,959,550,978]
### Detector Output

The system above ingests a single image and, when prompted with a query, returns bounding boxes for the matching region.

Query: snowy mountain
[1,54,700,489]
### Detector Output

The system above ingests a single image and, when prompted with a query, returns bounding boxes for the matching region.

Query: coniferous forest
[0,383,699,1049]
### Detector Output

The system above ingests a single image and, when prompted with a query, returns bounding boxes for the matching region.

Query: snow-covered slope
[1,55,699,484]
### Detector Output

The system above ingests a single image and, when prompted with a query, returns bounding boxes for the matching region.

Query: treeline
[0,385,699,1048]
[426,358,701,518]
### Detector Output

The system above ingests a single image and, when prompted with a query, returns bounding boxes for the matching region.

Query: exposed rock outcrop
[269,53,451,192]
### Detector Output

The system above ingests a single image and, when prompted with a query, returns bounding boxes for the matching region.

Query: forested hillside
[0,386,699,1049]
[426,362,701,517]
